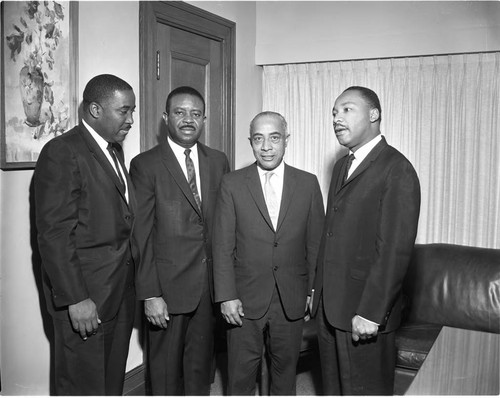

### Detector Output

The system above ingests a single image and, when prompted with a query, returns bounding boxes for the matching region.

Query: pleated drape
[263,53,500,248]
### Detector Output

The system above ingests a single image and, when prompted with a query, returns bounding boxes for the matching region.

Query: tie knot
[265,171,274,183]
[184,149,191,157]
[347,153,355,167]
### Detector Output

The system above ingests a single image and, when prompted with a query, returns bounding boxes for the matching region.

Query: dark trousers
[52,287,135,395]
[317,296,396,395]
[147,278,215,395]
[227,286,304,396]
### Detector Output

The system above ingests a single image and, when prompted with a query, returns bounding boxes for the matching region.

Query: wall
[189,1,262,169]
[256,1,500,65]
[0,2,140,394]
[0,1,260,394]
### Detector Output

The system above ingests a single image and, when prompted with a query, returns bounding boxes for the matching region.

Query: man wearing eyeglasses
[213,111,324,395]
[130,86,230,395]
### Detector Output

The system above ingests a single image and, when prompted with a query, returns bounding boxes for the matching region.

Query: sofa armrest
[403,244,500,334]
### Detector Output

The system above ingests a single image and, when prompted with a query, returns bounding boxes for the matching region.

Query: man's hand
[68,298,101,340]
[221,299,244,326]
[144,297,170,329]
[351,314,378,342]
[304,295,311,321]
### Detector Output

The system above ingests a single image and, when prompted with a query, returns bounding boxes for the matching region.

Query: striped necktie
[184,149,202,211]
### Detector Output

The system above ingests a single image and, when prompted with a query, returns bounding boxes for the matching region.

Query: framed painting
[1,1,78,170]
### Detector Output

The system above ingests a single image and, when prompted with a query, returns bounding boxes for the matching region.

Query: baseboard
[123,364,146,396]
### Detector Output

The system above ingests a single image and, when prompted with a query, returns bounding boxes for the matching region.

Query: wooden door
[140,1,235,166]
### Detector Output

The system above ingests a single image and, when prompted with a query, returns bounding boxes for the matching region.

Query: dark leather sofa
[394,243,500,394]
[267,243,500,395]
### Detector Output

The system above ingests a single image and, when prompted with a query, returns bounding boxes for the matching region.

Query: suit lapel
[335,154,350,195]
[246,164,275,231]
[276,165,296,232]
[337,137,389,194]
[79,124,129,206]
[198,143,210,216]
[160,141,202,217]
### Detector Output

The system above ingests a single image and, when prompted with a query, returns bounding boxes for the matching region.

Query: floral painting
[1,1,77,169]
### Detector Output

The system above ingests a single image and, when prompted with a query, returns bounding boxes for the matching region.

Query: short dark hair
[165,86,205,114]
[82,74,133,109]
[249,111,288,136]
[343,86,382,122]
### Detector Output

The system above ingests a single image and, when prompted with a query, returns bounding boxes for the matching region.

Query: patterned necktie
[343,153,355,183]
[264,171,279,229]
[107,143,126,194]
[184,149,202,211]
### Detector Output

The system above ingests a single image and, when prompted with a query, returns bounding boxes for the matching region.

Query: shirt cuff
[357,315,379,326]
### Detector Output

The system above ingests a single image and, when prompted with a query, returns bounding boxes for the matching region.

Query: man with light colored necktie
[213,111,325,395]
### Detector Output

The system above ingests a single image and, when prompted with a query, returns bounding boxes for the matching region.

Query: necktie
[184,149,202,211]
[264,171,279,229]
[107,143,126,194]
[343,153,355,183]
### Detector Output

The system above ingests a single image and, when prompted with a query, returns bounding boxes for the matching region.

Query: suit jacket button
[327,232,333,237]
[333,207,338,212]
[274,242,278,247]
[273,266,278,271]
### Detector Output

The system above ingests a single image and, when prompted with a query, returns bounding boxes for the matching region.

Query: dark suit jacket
[130,140,230,313]
[313,137,420,332]
[213,163,325,321]
[34,123,138,322]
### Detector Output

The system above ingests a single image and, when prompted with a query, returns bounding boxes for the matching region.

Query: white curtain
[262,53,500,249]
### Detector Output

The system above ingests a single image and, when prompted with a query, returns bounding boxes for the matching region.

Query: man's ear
[88,102,101,119]
[369,108,380,123]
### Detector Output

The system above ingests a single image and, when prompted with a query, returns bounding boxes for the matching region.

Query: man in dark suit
[312,86,421,395]
[213,111,325,395]
[130,86,230,395]
[34,74,138,395]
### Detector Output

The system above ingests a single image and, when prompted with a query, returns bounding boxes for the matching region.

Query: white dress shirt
[347,134,383,179]
[82,119,129,202]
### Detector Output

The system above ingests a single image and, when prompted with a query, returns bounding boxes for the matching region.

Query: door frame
[139,1,236,167]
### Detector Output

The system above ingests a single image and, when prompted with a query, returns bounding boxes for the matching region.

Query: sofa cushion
[396,323,442,370]
[403,244,500,334]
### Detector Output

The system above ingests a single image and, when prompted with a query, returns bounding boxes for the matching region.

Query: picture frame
[1,1,78,170]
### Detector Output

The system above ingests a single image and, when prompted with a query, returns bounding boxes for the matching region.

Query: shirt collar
[82,119,109,152]
[350,134,383,162]
[257,160,285,178]
[167,135,198,157]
